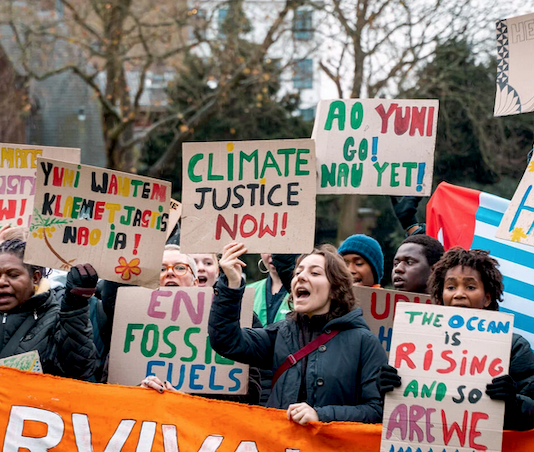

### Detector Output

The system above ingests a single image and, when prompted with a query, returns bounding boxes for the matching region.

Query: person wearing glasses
[93,245,200,381]
[160,245,199,287]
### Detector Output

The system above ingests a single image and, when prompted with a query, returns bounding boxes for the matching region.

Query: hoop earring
[258,259,269,274]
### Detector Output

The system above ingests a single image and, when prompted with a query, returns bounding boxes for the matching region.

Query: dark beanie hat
[338,234,384,284]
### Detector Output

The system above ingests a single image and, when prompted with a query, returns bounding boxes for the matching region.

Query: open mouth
[295,287,310,299]
[198,276,207,285]
[164,282,179,287]
[393,277,404,286]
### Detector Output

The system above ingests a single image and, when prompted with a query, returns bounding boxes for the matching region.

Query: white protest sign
[355,286,433,355]
[108,286,254,394]
[494,12,534,116]
[496,165,534,246]
[381,303,513,452]
[24,158,171,288]
[0,351,42,373]
[166,198,182,239]
[0,143,80,227]
[312,99,438,195]
[181,139,316,253]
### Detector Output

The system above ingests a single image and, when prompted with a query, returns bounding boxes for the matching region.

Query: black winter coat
[209,276,387,423]
[0,290,97,380]
[504,333,534,431]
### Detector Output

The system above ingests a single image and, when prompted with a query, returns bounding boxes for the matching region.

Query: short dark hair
[0,239,45,278]
[428,247,503,311]
[289,244,356,319]
[401,235,445,267]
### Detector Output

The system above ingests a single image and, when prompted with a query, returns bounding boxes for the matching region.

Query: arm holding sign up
[209,242,277,369]
[53,264,99,380]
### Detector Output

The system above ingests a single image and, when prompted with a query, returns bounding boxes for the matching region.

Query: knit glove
[64,264,98,309]
[486,375,518,402]
[377,364,402,397]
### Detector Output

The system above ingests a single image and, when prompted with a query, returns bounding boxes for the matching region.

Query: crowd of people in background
[1,195,533,431]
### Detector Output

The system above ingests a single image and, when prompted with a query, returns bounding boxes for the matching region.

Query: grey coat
[0,290,97,380]
[209,277,387,423]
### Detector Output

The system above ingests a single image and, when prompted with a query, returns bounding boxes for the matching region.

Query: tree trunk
[336,195,360,244]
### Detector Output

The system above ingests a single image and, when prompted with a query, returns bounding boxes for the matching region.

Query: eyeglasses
[161,263,193,276]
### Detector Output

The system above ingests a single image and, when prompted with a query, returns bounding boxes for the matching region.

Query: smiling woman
[0,239,97,379]
[207,242,387,426]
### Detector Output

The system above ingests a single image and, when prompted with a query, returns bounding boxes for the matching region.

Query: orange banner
[0,367,533,451]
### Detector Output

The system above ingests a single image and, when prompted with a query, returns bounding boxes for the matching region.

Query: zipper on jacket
[33,310,38,320]
[2,313,6,324]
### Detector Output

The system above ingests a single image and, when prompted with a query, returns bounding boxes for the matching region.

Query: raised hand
[219,242,247,289]
[65,264,99,307]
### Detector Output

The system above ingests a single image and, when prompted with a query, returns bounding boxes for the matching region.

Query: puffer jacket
[0,289,97,380]
[209,276,387,423]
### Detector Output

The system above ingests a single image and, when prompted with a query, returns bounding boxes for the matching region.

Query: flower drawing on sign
[115,257,141,281]
[29,209,75,270]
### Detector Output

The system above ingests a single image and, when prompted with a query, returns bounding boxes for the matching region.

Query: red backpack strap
[271,329,340,388]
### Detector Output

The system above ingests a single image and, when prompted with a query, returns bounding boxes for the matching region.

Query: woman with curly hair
[379,247,534,431]
[208,242,387,425]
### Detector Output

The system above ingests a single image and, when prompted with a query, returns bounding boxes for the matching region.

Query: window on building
[293,59,313,90]
[299,107,316,122]
[149,73,165,89]
[218,7,228,37]
[55,0,63,17]
[189,8,207,41]
[293,9,313,40]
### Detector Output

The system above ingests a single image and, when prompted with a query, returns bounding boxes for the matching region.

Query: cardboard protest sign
[166,198,182,239]
[0,351,42,373]
[24,158,171,288]
[381,303,513,452]
[180,139,316,253]
[355,286,432,355]
[496,165,534,247]
[108,286,254,394]
[312,99,438,195]
[494,12,534,116]
[0,143,80,227]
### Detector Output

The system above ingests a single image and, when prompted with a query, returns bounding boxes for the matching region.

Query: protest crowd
[2,10,534,452]
[1,180,534,433]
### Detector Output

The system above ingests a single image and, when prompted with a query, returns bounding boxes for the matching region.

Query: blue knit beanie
[338,234,384,284]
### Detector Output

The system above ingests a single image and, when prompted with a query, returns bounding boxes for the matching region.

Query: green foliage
[30,208,72,231]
